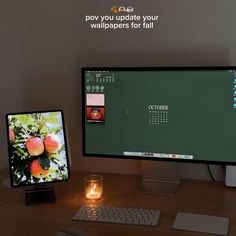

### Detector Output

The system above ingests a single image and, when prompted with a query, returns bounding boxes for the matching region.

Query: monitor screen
[6,110,70,187]
[82,67,236,165]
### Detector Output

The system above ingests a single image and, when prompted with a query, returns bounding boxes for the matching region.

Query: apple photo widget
[6,110,70,187]
[86,93,105,123]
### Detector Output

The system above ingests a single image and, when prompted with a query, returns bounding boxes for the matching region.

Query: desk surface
[0,169,236,236]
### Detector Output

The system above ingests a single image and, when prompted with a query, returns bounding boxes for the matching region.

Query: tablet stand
[25,185,56,206]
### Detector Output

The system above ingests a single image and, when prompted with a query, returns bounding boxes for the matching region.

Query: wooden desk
[0,169,236,236]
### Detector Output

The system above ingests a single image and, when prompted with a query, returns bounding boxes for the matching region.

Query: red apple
[9,128,15,142]
[30,159,49,178]
[44,134,61,153]
[25,137,44,156]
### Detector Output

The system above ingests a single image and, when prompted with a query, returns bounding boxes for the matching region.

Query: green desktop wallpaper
[85,70,236,163]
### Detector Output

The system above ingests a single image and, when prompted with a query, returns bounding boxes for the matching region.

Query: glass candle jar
[84,175,103,201]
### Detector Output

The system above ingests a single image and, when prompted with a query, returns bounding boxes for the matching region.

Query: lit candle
[86,183,102,200]
[84,175,103,201]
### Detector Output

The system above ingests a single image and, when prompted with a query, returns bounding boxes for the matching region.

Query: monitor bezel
[6,109,71,188]
[82,66,236,166]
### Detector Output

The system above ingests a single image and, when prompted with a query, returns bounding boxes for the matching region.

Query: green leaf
[38,155,50,170]
[48,167,57,175]
[44,116,59,124]
[15,115,35,126]
[40,126,48,134]
[48,127,61,134]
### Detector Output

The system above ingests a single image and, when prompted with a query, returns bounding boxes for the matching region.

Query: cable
[207,164,216,182]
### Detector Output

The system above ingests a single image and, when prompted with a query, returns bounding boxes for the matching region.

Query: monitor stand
[137,161,180,196]
[25,184,56,206]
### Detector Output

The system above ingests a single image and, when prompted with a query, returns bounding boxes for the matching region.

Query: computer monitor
[82,68,233,234]
[82,67,236,165]
[6,110,70,204]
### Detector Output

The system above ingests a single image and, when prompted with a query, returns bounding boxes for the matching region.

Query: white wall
[1,0,235,181]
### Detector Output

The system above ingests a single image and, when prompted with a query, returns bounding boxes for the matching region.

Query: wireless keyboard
[73,205,161,226]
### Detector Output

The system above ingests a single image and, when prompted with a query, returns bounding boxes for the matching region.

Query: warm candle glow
[86,183,102,200]
[84,175,103,201]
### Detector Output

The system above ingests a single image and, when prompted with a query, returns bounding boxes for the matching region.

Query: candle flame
[85,183,102,200]
[90,184,97,194]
